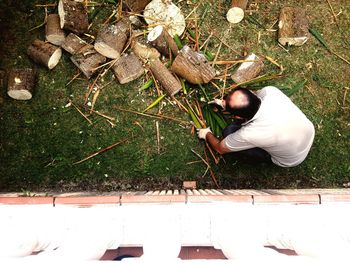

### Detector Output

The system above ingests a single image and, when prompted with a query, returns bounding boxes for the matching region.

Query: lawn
[0,0,349,192]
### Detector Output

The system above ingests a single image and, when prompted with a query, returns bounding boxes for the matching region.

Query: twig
[191,149,210,177]
[90,108,115,121]
[29,7,48,31]
[66,72,82,86]
[213,42,222,66]
[155,121,160,154]
[211,32,240,56]
[203,147,220,187]
[114,107,188,124]
[70,100,93,125]
[90,87,101,113]
[200,32,213,50]
[74,137,129,165]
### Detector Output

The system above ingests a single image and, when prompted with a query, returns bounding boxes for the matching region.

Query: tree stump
[132,36,160,62]
[94,23,128,59]
[58,0,89,35]
[226,0,248,24]
[147,25,179,57]
[45,14,66,46]
[124,0,151,13]
[278,7,309,46]
[112,52,145,84]
[61,33,87,55]
[71,45,107,79]
[7,68,36,100]
[27,39,62,69]
[231,53,264,83]
[149,58,182,96]
[171,45,216,84]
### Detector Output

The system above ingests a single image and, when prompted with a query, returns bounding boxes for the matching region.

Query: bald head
[225,88,261,120]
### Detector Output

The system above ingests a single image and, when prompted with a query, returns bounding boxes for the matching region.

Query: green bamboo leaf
[143,94,166,112]
[173,34,183,50]
[139,79,154,92]
[309,28,330,50]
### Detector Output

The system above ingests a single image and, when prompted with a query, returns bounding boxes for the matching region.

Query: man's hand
[197,127,212,140]
[208,98,225,109]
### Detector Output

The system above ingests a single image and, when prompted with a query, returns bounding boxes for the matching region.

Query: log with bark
[144,0,186,37]
[147,25,179,57]
[94,22,129,59]
[226,0,248,24]
[27,39,62,69]
[231,53,264,83]
[58,0,89,35]
[7,68,36,100]
[278,7,309,46]
[124,0,151,13]
[61,33,88,55]
[132,36,160,62]
[45,14,66,46]
[71,45,107,79]
[171,45,215,84]
[112,52,145,84]
[149,58,182,96]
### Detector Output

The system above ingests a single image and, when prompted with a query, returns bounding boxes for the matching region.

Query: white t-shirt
[223,86,315,167]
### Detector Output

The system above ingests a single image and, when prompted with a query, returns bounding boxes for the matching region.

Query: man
[197,86,315,167]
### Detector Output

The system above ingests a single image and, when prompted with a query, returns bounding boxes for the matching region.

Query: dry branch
[7,68,36,100]
[45,14,65,46]
[112,52,145,84]
[27,39,62,69]
[278,7,309,46]
[171,45,216,84]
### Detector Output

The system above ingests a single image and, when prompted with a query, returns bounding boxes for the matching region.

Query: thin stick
[90,87,101,113]
[29,7,48,31]
[211,32,240,56]
[114,107,188,124]
[171,96,189,113]
[213,42,222,66]
[74,137,129,165]
[66,72,82,86]
[203,147,220,187]
[156,121,160,154]
[70,100,93,125]
[200,32,213,50]
[90,108,115,121]
[205,142,220,164]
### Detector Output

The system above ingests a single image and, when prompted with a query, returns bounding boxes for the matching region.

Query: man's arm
[205,132,231,155]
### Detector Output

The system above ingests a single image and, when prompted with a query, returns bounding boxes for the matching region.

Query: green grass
[0,0,349,192]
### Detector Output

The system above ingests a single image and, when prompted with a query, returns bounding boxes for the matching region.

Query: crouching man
[197,86,315,167]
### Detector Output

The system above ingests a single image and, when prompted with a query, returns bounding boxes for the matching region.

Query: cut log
[231,53,264,83]
[144,0,186,37]
[94,23,128,59]
[58,0,89,35]
[124,0,151,13]
[61,33,87,55]
[171,45,216,84]
[226,0,248,24]
[128,15,144,29]
[132,36,160,62]
[45,14,66,46]
[112,52,144,84]
[147,25,179,57]
[71,45,107,79]
[278,7,309,46]
[27,39,62,69]
[149,58,182,96]
[7,68,36,100]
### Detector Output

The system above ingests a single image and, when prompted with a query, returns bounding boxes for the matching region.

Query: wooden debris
[58,0,89,35]
[124,0,151,13]
[149,58,182,96]
[231,53,264,84]
[143,0,186,37]
[61,33,87,55]
[171,45,216,84]
[27,39,62,69]
[70,44,106,79]
[132,36,160,62]
[147,25,179,57]
[7,68,36,100]
[183,181,197,190]
[45,14,65,46]
[94,23,128,59]
[226,0,248,24]
[112,52,145,84]
[278,7,309,46]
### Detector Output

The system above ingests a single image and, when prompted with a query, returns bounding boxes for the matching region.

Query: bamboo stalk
[74,137,129,165]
